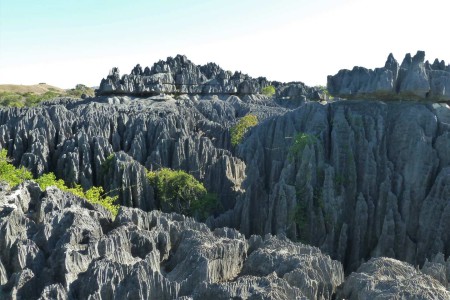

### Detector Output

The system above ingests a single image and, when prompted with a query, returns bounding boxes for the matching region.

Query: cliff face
[214,100,450,272]
[327,51,450,101]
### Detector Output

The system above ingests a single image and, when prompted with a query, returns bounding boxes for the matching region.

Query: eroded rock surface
[209,100,450,273]
[96,55,323,100]
[336,257,450,299]
[0,182,344,299]
[328,50,450,101]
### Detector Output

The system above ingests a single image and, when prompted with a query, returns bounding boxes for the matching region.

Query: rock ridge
[96,54,323,100]
[327,50,450,101]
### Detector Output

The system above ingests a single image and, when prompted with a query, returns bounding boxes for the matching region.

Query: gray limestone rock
[336,257,450,299]
[0,182,343,300]
[328,51,450,101]
[207,100,450,274]
[96,55,320,104]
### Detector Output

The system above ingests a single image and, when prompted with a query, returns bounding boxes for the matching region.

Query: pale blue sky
[1,0,449,88]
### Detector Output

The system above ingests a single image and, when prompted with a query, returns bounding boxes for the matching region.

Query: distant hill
[0,83,66,95]
[0,83,95,107]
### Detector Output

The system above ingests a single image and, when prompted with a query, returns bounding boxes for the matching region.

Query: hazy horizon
[1,0,449,89]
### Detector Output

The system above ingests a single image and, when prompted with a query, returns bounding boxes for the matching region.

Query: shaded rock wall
[209,100,450,271]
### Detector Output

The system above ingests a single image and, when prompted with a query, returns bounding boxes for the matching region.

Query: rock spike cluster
[96,54,322,101]
[0,52,450,299]
[327,50,450,101]
[97,54,274,96]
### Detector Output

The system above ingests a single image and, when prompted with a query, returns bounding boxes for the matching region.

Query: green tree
[230,114,258,146]
[148,168,218,220]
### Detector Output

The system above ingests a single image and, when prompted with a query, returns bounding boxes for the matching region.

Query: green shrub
[0,92,24,107]
[230,114,258,146]
[0,149,33,187]
[288,132,318,160]
[148,168,218,220]
[261,85,276,97]
[101,154,115,175]
[84,186,119,217]
[315,85,333,100]
[35,172,119,217]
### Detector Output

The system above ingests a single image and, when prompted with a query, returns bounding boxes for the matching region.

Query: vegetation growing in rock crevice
[0,149,119,218]
[261,85,276,97]
[230,114,258,146]
[147,168,218,220]
[288,132,318,161]
[101,153,115,175]
[315,85,333,100]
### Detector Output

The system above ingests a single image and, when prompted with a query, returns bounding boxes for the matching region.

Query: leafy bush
[0,149,33,187]
[0,150,119,218]
[230,114,258,146]
[148,168,218,220]
[84,186,119,217]
[315,85,333,100]
[35,172,119,217]
[289,132,318,160]
[0,92,24,107]
[261,85,276,97]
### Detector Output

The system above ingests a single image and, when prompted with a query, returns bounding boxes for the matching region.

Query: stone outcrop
[97,55,274,96]
[327,51,450,101]
[96,55,324,102]
[0,96,263,213]
[1,91,450,276]
[336,257,450,299]
[209,100,450,273]
[0,182,344,299]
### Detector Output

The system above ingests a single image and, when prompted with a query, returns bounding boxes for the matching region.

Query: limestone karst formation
[0,52,449,299]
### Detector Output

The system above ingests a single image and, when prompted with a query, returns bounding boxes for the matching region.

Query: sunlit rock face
[0,182,344,299]
[328,51,450,102]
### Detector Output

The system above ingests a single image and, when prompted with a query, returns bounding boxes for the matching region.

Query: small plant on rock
[230,114,258,146]
[288,132,318,161]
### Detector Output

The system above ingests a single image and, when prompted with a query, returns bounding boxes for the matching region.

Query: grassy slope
[0,83,66,95]
[0,83,95,107]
